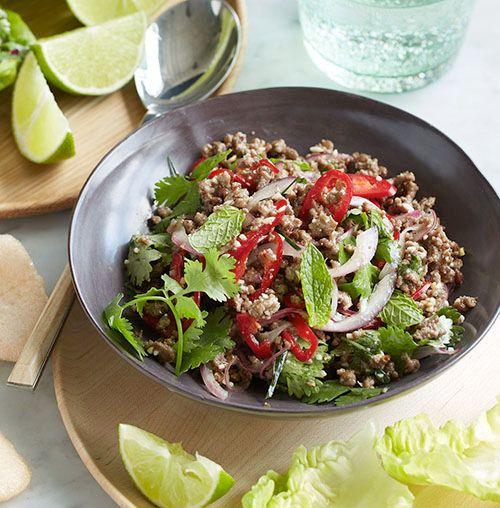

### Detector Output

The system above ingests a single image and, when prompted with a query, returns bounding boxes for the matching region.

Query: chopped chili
[299,169,353,223]
[236,313,272,359]
[281,314,318,362]
[349,174,396,199]
[249,232,283,301]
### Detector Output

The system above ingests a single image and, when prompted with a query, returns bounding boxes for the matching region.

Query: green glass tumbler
[298,0,475,93]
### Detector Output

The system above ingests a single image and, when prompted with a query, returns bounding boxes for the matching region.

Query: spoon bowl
[134,0,241,121]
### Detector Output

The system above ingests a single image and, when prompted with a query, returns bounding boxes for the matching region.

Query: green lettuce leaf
[376,400,500,502]
[188,205,245,252]
[243,424,414,507]
[300,243,333,327]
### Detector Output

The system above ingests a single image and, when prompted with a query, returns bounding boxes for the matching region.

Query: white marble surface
[1,0,499,506]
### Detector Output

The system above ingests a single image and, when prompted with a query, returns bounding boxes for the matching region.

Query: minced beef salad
[104,132,477,406]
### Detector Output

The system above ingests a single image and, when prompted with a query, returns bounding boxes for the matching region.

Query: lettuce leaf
[242,424,414,507]
[376,400,500,502]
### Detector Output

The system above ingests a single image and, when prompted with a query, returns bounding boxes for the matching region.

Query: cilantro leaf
[339,263,379,300]
[300,243,333,327]
[437,306,462,324]
[378,325,418,362]
[302,381,350,404]
[279,342,329,399]
[345,209,369,229]
[161,273,182,294]
[179,308,234,374]
[184,248,239,302]
[103,294,145,358]
[125,236,162,286]
[175,296,205,326]
[369,210,392,239]
[334,387,386,406]
[190,149,232,180]
[153,175,200,218]
[189,205,245,253]
[379,290,424,329]
[450,325,464,347]
[375,238,400,264]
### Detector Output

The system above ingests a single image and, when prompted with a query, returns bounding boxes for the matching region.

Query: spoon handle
[7,265,75,390]
[141,110,161,125]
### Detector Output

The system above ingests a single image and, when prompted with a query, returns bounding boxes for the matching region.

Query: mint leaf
[179,308,234,374]
[339,263,379,300]
[338,235,356,265]
[375,238,400,264]
[190,149,232,180]
[189,205,245,252]
[379,290,424,329]
[334,387,386,406]
[378,325,418,361]
[302,381,350,404]
[279,342,329,399]
[300,243,333,327]
[153,175,200,218]
[103,294,145,358]
[125,236,162,286]
[437,306,462,324]
[184,248,239,302]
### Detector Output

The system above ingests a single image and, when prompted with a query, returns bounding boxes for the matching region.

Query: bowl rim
[68,86,500,417]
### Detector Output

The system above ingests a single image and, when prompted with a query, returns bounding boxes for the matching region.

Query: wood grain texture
[7,264,74,389]
[0,0,247,218]
[52,302,500,508]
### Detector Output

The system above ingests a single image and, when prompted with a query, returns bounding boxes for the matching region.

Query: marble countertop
[1,0,499,506]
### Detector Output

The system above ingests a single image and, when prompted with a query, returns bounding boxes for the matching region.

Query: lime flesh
[33,12,147,96]
[119,424,234,508]
[12,52,74,164]
[66,0,166,25]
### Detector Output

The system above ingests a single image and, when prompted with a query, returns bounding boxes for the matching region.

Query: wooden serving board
[0,0,246,218]
[52,302,500,508]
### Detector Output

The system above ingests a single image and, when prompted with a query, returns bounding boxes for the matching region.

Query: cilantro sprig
[104,248,239,375]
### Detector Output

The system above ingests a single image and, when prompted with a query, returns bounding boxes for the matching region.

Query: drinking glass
[298,0,475,93]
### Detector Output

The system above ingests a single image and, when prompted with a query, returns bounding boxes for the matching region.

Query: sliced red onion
[171,223,200,256]
[318,270,397,332]
[305,151,332,162]
[247,177,296,210]
[200,364,228,400]
[282,240,303,257]
[259,308,307,326]
[330,279,338,321]
[259,346,288,378]
[329,227,378,279]
[258,322,291,343]
[394,210,422,221]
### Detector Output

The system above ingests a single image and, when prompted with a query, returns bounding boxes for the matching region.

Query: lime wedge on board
[119,424,234,508]
[66,0,165,25]
[33,12,147,96]
[12,52,74,164]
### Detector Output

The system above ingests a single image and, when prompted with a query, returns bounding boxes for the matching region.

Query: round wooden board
[0,0,247,219]
[52,302,500,508]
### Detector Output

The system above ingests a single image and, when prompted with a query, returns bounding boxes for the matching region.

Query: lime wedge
[66,0,165,26]
[12,52,74,164]
[119,424,234,508]
[33,12,147,96]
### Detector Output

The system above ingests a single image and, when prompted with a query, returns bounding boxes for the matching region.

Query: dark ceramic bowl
[69,87,500,417]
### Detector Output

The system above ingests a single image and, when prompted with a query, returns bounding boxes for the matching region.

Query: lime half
[119,424,234,508]
[33,12,147,96]
[66,0,165,25]
[12,52,74,164]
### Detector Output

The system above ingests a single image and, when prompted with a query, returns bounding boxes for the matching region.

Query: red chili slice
[236,313,272,359]
[299,169,353,223]
[233,159,280,190]
[208,167,252,189]
[190,156,206,173]
[281,314,318,362]
[349,174,396,199]
[230,199,288,281]
[282,291,305,310]
[249,232,283,301]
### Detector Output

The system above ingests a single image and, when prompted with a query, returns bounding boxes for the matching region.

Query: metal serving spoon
[135,0,241,123]
[7,0,241,390]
